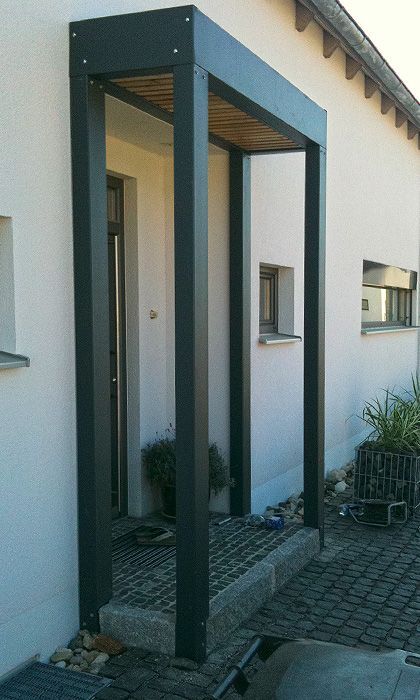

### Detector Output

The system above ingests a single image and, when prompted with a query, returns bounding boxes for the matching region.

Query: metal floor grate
[112,528,175,570]
[0,662,110,699]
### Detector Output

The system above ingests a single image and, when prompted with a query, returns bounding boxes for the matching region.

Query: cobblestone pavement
[111,515,301,611]
[97,500,420,700]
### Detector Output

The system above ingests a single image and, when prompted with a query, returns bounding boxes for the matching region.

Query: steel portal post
[173,63,210,661]
[229,151,251,516]
[70,76,112,627]
[303,144,326,546]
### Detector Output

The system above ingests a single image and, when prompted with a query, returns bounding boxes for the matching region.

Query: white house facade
[0,0,419,676]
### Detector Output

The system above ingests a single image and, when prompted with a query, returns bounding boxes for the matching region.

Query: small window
[0,216,16,352]
[362,261,417,330]
[259,266,278,334]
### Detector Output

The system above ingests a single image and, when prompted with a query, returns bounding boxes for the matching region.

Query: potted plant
[142,430,233,518]
[355,376,420,510]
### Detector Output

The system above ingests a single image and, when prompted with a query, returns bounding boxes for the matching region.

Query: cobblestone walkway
[97,500,420,700]
[111,515,301,611]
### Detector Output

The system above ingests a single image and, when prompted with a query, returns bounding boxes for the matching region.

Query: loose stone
[69,636,84,650]
[50,648,73,663]
[93,633,126,656]
[94,653,110,665]
[70,655,83,665]
[82,633,95,650]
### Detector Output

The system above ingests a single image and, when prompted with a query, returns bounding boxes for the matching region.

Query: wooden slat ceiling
[112,74,301,152]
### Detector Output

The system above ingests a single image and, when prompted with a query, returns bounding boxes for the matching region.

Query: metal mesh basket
[354,447,420,513]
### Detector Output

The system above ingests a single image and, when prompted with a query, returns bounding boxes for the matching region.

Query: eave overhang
[70,5,327,153]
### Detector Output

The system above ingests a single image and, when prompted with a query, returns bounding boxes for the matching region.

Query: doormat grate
[0,662,110,699]
[112,528,175,570]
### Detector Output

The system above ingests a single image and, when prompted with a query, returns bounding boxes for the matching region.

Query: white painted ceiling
[106,94,173,156]
[106,94,222,156]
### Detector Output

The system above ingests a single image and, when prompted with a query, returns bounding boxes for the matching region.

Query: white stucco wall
[0,0,418,678]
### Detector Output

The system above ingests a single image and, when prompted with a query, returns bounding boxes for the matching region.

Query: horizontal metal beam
[195,9,326,147]
[246,147,304,156]
[70,5,327,148]
[70,6,195,77]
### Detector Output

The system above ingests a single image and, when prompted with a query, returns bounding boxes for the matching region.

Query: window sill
[361,326,419,336]
[0,350,30,369]
[259,333,302,345]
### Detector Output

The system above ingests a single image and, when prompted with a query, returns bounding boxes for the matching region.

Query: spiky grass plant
[361,379,420,454]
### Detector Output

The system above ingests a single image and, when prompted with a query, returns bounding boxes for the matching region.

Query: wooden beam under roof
[364,75,378,98]
[381,93,393,115]
[323,30,339,58]
[395,108,406,128]
[293,1,419,145]
[407,122,418,140]
[345,55,361,80]
[295,1,313,32]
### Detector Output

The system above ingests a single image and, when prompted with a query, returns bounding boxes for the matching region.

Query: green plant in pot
[355,375,420,510]
[142,430,232,518]
[360,380,420,454]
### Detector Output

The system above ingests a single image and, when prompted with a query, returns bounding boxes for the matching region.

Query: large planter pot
[355,444,420,512]
[160,485,215,520]
[161,485,176,519]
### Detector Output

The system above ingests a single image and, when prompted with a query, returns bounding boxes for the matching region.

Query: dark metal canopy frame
[70,5,327,662]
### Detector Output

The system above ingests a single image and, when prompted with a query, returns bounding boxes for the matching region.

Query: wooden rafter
[381,93,393,115]
[295,1,313,32]
[323,30,339,58]
[395,108,406,128]
[407,122,418,140]
[111,75,301,152]
[364,75,378,98]
[345,55,361,80]
[293,1,416,145]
